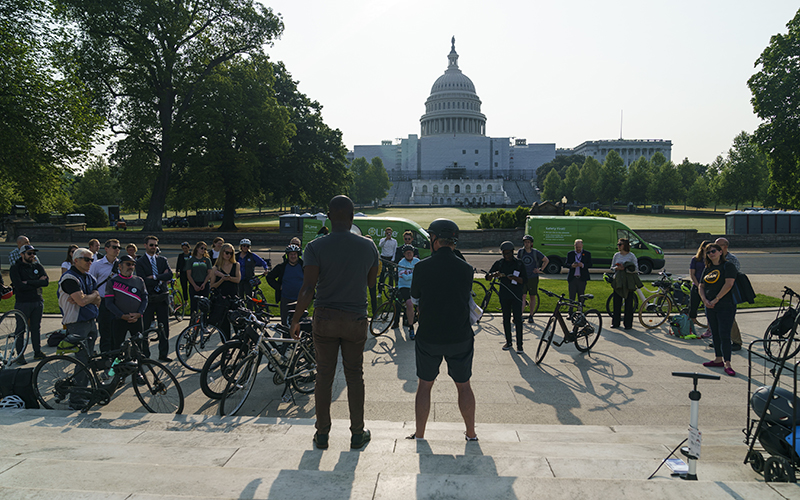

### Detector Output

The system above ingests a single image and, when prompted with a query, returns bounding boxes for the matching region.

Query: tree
[686,177,710,209]
[535,154,585,189]
[0,0,102,215]
[350,157,391,205]
[621,157,651,206]
[56,0,284,231]
[542,168,565,202]
[172,55,293,231]
[563,163,580,202]
[598,150,625,205]
[677,159,702,209]
[748,8,800,208]
[705,156,726,211]
[72,157,119,206]
[573,156,601,203]
[649,161,684,206]
[723,131,768,207]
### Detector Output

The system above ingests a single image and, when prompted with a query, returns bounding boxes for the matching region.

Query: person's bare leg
[415,379,435,438]
[406,300,414,327]
[455,380,476,438]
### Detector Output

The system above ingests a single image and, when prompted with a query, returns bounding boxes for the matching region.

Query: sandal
[464,432,478,442]
[406,433,424,440]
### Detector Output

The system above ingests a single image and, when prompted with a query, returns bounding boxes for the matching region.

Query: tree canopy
[350,157,391,205]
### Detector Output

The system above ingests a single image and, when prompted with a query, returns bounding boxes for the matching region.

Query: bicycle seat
[580,294,594,301]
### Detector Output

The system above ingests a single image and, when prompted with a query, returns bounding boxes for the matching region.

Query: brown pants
[731,319,742,346]
[312,307,368,435]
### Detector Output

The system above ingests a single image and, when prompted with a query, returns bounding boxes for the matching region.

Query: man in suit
[135,235,174,361]
[566,239,592,313]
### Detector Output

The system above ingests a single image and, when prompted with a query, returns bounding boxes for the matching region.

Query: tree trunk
[218,189,238,232]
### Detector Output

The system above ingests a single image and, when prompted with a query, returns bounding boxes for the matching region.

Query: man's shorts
[398,287,411,302]
[522,275,539,295]
[415,337,474,383]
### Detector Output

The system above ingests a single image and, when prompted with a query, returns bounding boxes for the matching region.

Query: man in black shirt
[409,219,477,441]
[9,244,48,363]
[487,241,527,353]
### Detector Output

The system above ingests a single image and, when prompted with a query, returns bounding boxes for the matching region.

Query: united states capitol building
[350,38,671,206]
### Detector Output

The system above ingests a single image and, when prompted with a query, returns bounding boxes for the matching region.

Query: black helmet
[427,218,459,243]
[522,235,533,242]
[500,241,514,252]
[401,244,415,253]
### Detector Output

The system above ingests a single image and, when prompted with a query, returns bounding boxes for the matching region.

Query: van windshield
[617,229,645,250]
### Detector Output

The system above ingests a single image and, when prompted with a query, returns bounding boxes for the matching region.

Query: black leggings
[500,294,524,348]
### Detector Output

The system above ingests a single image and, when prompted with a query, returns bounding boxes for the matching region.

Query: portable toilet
[279,214,301,234]
[761,210,776,234]
[745,210,761,234]
[725,210,746,235]
[791,211,800,234]
[776,211,790,233]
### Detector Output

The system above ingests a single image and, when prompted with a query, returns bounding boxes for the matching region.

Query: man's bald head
[715,237,729,255]
[16,235,29,248]
[328,195,354,225]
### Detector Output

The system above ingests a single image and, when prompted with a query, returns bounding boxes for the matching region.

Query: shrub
[75,203,109,228]
[476,206,529,229]
[574,207,616,219]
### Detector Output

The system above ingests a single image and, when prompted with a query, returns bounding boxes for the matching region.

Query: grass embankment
[2,278,780,317]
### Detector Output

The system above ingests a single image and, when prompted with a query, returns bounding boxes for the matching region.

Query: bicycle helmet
[401,244,415,253]
[239,238,252,246]
[427,218,459,243]
[0,395,24,409]
[285,244,301,254]
[500,241,514,252]
[522,235,534,242]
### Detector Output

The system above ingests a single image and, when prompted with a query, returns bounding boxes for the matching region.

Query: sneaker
[501,344,512,351]
[351,429,371,449]
[700,329,712,339]
[527,315,534,324]
[33,351,46,361]
[57,340,79,354]
[731,343,742,351]
[14,354,27,366]
[408,326,415,340]
[158,356,173,363]
[313,431,329,450]
[516,347,524,354]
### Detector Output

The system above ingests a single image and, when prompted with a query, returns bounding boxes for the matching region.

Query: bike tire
[33,355,96,411]
[471,280,488,312]
[200,340,249,400]
[219,352,262,416]
[605,293,639,319]
[765,312,800,362]
[535,317,557,365]
[0,309,28,365]
[639,294,672,329]
[289,342,316,394]
[478,291,495,322]
[370,302,395,337]
[172,290,186,322]
[133,359,184,414]
[575,308,602,352]
[174,323,227,372]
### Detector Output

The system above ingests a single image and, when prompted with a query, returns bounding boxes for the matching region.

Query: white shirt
[89,256,117,296]
[379,237,397,258]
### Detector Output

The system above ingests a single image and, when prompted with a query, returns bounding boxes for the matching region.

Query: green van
[525,216,664,274]
[301,216,432,258]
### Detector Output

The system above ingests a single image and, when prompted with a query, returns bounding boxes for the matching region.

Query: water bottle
[269,346,282,364]
[108,358,122,377]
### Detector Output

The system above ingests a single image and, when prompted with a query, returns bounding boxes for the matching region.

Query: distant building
[556,139,672,166]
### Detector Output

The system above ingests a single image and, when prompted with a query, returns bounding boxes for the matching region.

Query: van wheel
[544,259,562,275]
[638,260,653,275]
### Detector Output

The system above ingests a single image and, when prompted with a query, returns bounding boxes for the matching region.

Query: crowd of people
[2,197,749,440]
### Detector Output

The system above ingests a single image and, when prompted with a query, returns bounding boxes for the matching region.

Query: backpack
[668,313,695,338]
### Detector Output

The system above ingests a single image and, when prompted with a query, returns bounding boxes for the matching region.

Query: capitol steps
[0,410,794,499]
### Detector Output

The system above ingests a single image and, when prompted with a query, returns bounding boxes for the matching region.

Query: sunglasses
[706,248,718,254]
[241,245,250,248]
[109,245,121,250]
[224,251,233,255]
[25,252,37,256]
[617,243,624,246]
[199,246,207,250]
[147,243,158,248]
[78,257,93,262]
[122,262,135,267]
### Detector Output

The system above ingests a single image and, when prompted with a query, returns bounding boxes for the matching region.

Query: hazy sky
[261,0,798,166]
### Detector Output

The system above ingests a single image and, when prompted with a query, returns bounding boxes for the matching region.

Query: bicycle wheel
[639,294,672,329]
[174,323,226,372]
[605,293,639,318]
[133,359,184,414]
[0,309,27,365]
[765,312,800,362]
[535,317,557,365]
[172,290,186,322]
[471,280,487,311]
[370,302,395,337]
[479,290,495,322]
[289,343,316,394]
[200,340,249,399]
[219,352,262,416]
[33,355,96,410]
[575,308,602,352]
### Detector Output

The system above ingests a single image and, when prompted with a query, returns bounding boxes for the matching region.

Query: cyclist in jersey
[397,245,420,340]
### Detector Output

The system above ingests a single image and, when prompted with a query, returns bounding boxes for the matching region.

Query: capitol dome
[420,37,486,137]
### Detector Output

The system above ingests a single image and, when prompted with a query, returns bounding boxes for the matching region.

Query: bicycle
[219,317,316,416]
[174,295,228,372]
[637,272,707,330]
[243,273,279,320]
[167,279,186,322]
[475,270,537,323]
[763,286,800,361]
[535,288,603,365]
[32,324,184,413]
[0,309,28,369]
[369,285,417,337]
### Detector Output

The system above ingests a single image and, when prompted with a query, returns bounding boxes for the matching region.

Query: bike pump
[672,371,720,480]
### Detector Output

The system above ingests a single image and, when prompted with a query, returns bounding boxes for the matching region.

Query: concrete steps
[1,410,795,499]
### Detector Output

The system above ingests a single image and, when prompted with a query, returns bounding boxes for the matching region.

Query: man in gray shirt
[291,195,379,450]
